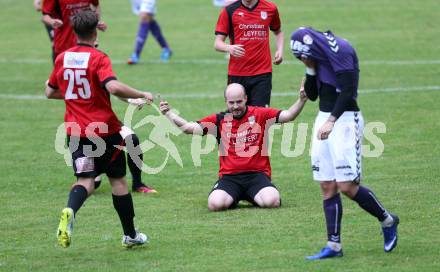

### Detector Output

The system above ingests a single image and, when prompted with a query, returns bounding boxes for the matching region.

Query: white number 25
[64,69,91,100]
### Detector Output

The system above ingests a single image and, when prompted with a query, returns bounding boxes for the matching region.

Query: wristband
[305,67,316,76]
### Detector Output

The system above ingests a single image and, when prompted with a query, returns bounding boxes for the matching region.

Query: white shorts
[131,0,157,15]
[311,111,364,182]
[213,0,226,7]
[213,0,237,7]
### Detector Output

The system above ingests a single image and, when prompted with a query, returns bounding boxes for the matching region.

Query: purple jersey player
[290,27,400,260]
[128,0,172,64]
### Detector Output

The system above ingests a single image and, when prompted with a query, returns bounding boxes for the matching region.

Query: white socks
[327,241,342,252]
[381,214,394,228]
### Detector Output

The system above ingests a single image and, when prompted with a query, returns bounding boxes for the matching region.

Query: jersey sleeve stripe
[275,110,282,123]
[195,121,209,136]
[48,82,58,90]
[100,76,117,89]
[215,31,228,36]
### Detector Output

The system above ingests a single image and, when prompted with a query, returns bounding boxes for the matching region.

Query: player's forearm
[304,74,318,101]
[331,72,357,120]
[117,96,128,103]
[165,111,203,135]
[278,98,306,123]
[106,80,144,99]
[41,14,54,27]
[274,30,284,52]
[214,36,229,53]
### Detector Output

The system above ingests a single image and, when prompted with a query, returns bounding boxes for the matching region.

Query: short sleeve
[48,69,59,90]
[48,55,63,89]
[42,0,56,16]
[263,107,282,123]
[197,114,217,136]
[97,55,116,85]
[215,8,229,36]
[270,7,281,32]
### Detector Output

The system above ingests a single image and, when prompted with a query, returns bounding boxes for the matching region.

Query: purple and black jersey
[290,27,360,118]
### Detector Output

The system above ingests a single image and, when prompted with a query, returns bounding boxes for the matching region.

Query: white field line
[1,58,440,65]
[1,85,439,101]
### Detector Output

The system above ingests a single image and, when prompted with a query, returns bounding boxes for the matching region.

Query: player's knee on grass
[254,187,280,208]
[320,181,338,200]
[109,177,129,196]
[208,190,234,211]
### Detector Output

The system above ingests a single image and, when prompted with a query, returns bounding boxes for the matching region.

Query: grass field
[1,0,440,271]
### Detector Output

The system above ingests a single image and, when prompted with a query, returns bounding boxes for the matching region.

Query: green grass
[1,0,440,271]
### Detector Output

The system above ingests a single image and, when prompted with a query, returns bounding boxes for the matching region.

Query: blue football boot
[306,246,343,260]
[382,214,399,252]
[160,48,172,62]
[128,53,140,65]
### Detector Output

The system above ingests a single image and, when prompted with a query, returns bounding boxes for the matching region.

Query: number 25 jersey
[48,44,121,137]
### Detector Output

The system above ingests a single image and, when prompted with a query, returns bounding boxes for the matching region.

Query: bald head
[224,83,247,118]
[224,83,246,101]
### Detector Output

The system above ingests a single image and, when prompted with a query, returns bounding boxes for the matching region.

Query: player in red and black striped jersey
[43,0,155,193]
[214,0,284,107]
[159,83,307,211]
[45,10,151,248]
[41,0,107,62]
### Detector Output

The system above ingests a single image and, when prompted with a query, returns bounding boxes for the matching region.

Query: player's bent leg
[337,181,359,199]
[124,132,157,193]
[339,181,399,252]
[253,187,280,208]
[148,19,172,61]
[208,190,234,211]
[128,13,154,64]
[74,177,95,193]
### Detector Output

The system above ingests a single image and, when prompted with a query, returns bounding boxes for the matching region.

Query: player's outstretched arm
[105,80,153,102]
[278,80,308,123]
[159,101,203,135]
[117,97,148,110]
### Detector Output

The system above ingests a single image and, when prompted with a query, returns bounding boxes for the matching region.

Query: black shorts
[45,24,54,42]
[210,172,277,207]
[68,133,126,179]
[228,73,272,107]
